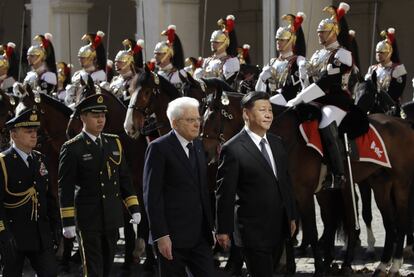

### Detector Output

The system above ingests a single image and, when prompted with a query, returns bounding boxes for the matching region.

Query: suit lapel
[268,135,280,180]
[167,131,198,181]
[240,130,275,178]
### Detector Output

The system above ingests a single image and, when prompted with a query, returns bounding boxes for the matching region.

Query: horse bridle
[201,91,235,145]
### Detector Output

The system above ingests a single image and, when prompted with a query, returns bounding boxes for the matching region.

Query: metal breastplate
[268,59,290,91]
[109,76,125,97]
[204,57,224,78]
[306,49,332,82]
[375,66,392,92]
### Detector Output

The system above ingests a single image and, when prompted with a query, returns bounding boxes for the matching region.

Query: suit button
[101,183,104,187]
[100,171,103,175]
[18,181,21,184]
[102,195,106,199]
[114,181,117,185]
[34,181,36,184]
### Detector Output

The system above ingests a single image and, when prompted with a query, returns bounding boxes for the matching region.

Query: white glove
[259,65,272,82]
[130,212,141,224]
[62,226,76,239]
[286,96,302,107]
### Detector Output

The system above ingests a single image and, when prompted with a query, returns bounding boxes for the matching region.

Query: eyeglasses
[179,117,202,124]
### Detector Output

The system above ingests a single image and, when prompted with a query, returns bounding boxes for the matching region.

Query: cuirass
[268,59,290,90]
[109,76,126,97]
[204,58,224,78]
[307,48,332,82]
[375,66,392,92]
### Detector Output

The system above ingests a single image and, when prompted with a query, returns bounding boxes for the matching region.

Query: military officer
[194,15,240,86]
[58,94,141,277]
[0,42,18,94]
[364,28,406,115]
[65,31,107,107]
[286,2,354,189]
[24,33,57,95]
[110,38,144,105]
[256,12,307,102]
[0,108,58,276]
[153,25,186,90]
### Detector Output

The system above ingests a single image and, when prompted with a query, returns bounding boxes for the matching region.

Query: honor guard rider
[364,28,406,116]
[0,42,18,94]
[194,15,240,86]
[153,25,186,90]
[256,12,307,102]
[65,31,107,107]
[56,62,72,103]
[0,108,59,276]
[286,2,354,190]
[58,94,141,277]
[237,44,251,65]
[110,39,144,106]
[24,33,58,95]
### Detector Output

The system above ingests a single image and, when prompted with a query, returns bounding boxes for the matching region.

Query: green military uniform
[58,94,139,277]
[0,108,58,276]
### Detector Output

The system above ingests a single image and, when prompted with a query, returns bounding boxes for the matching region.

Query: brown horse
[201,91,414,275]
[0,89,17,150]
[124,67,182,138]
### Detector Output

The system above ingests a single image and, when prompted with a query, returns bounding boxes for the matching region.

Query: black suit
[216,129,296,277]
[143,130,214,277]
[0,147,58,276]
[58,132,139,277]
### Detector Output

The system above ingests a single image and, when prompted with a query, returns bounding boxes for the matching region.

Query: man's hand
[130,212,141,224]
[157,236,173,260]
[62,226,76,239]
[216,234,230,250]
[290,220,297,237]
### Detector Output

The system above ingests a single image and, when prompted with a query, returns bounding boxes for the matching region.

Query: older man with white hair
[143,97,215,277]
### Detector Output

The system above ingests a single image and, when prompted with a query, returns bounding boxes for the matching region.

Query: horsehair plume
[93,30,105,49]
[44,33,53,41]
[336,2,350,21]
[133,39,144,54]
[293,12,306,32]
[387,27,395,44]
[6,42,16,58]
[225,15,235,33]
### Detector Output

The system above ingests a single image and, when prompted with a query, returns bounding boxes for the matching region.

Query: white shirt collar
[83,128,101,142]
[244,126,268,147]
[12,143,31,164]
[174,129,191,147]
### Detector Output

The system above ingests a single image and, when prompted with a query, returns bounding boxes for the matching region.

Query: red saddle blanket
[299,120,391,168]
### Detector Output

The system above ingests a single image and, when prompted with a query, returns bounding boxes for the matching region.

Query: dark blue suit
[143,130,214,277]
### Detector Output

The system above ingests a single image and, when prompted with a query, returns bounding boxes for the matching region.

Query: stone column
[51,0,93,70]
[262,0,277,64]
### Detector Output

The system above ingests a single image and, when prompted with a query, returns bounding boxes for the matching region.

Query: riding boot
[320,122,346,189]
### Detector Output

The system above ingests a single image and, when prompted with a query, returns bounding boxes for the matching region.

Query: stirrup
[322,173,346,190]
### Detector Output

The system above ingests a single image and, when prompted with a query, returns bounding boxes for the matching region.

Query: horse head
[0,89,18,149]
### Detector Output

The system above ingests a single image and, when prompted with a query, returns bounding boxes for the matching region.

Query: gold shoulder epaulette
[64,134,82,145]
[102,133,119,138]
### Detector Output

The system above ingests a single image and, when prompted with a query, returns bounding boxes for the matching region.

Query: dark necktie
[95,137,102,148]
[27,155,36,176]
[186,142,197,171]
[260,138,273,170]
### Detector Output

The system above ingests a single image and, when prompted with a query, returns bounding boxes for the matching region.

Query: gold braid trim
[0,154,39,221]
[0,221,5,232]
[108,138,122,165]
[124,196,139,207]
[60,207,75,218]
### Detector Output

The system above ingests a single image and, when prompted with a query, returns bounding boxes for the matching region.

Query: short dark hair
[240,91,270,109]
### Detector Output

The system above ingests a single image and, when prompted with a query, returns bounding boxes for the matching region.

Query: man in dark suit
[0,108,59,276]
[143,96,214,277]
[216,91,297,277]
[58,94,141,277]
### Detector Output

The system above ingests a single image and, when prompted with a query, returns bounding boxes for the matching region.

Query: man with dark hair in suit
[216,91,297,277]
[143,96,214,277]
[0,108,58,276]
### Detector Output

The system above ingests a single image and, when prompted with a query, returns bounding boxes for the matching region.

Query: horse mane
[40,93,73,117]
[157,75,182,100]
[201,77,236,92]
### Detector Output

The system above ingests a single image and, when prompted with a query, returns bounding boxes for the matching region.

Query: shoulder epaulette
[64,134,82,145]
[102,133,119,138]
